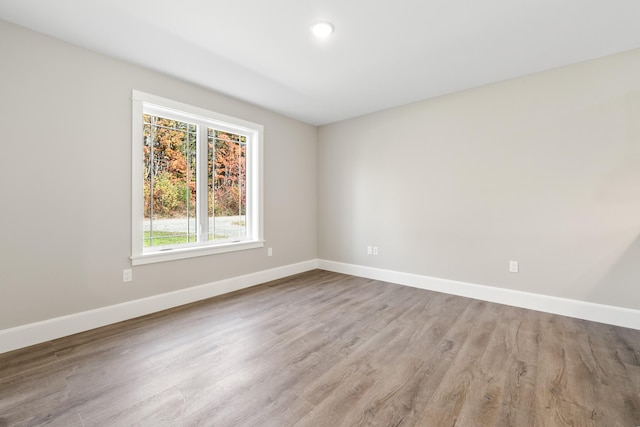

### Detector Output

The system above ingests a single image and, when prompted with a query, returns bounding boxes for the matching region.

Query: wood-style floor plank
[1,270,639,426]
[494,306,539,426]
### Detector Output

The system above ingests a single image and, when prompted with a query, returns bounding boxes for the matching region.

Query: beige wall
[3,17,640,333]
[0,21,317,329]
[318,48,640,309]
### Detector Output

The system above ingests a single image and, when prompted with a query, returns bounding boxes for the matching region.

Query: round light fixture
[310,22,334,38]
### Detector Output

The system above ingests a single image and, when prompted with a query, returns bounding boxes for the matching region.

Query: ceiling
[1,1,640,125]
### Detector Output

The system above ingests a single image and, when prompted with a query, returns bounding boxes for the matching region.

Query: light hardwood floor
[1,270,640,426]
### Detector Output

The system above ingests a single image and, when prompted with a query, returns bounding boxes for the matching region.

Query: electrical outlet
[267,247,273,257]
[373,246,379,256]
[509,260,519,273]
[123,269,132,282]
[367,246,372,255]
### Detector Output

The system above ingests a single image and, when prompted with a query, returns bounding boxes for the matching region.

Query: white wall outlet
[267,247,273,257]
[373,246,379,256]
[509,260,519,273]
[123,269,132,282]
[367,246,372,255]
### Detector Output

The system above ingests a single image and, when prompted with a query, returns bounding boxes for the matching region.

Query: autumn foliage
[143,115,246,220]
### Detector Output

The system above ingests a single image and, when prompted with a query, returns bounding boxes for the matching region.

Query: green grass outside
[144,231,228,247]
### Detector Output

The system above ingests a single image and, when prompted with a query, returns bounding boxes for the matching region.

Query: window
[131,91,263,265]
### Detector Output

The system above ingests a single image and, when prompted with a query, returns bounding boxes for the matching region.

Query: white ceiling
[1,1,640,125]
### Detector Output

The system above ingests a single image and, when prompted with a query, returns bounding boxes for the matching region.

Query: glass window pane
[144,114,198,247]
[208,129,247,241]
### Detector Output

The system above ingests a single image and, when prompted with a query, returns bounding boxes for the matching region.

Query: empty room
[1,0,640,425]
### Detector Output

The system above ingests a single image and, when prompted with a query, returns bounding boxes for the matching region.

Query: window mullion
[197,123,209,243]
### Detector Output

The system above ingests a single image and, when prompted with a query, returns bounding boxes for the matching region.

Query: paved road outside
[144,215,246,240]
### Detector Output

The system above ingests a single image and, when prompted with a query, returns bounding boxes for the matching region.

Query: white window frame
[131,90,263,265]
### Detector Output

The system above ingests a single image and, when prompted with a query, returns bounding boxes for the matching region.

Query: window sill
[131,240,265,266]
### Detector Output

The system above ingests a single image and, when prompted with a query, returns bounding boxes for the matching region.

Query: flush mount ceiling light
[310,22,334,38]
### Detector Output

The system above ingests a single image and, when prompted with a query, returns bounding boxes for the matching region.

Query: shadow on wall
[586,148,640,308]
[593,154,640,205]
[584,234,640,310]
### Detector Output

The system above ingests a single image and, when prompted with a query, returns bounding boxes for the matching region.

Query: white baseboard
[4,258,638,355]
[318,259,640,330]
[0,260,319,355]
